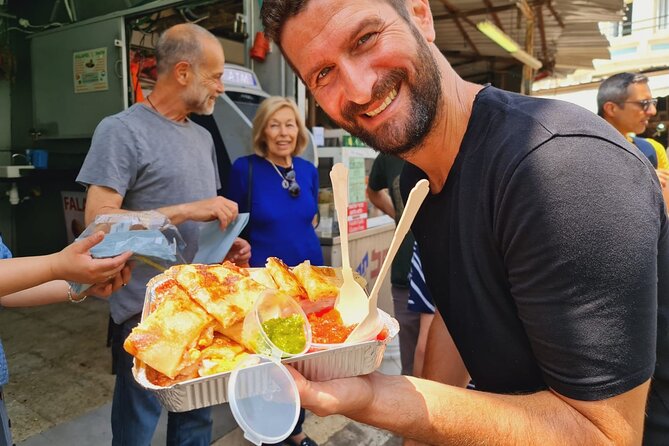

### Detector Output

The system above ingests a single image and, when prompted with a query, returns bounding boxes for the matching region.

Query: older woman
[226,96,323,269]
[225,96,320,446]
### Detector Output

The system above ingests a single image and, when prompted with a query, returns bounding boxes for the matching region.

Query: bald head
[155,23,220,77]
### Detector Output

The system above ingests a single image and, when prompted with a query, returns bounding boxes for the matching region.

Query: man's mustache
[342,70,406,121]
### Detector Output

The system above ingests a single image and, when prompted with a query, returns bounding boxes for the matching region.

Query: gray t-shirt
[77,103,220,323]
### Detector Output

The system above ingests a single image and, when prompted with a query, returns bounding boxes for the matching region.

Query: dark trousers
[391,285,421,376]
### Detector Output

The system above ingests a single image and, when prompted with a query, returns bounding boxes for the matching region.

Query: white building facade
[532,0,669,122]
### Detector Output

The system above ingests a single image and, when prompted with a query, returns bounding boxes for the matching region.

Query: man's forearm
[86,202,186,226]
[344,374,635,446]
[156,202,190,226]
[367,188,396,218]
[85,206,129,225]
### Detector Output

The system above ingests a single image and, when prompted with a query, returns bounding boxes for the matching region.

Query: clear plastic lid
[228,355,300,446]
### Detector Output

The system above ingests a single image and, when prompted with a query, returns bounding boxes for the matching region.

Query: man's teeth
[366,88,397,117]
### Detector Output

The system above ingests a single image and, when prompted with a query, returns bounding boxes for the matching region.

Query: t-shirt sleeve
[225,156,249,212]
[498,136,662,400]
[76,116,138,197]
[368,154,387,191]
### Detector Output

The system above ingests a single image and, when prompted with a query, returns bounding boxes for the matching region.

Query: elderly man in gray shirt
[77,23,249,446]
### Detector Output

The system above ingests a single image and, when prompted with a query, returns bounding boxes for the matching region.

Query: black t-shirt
[402,86,669,439]
[368,153,414,287]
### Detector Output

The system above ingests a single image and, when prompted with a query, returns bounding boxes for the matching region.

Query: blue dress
[226,154,324,267]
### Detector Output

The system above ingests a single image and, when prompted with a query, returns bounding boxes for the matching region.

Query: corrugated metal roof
[430,0,624,78]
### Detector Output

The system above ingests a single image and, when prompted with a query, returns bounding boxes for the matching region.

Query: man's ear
[409,0,436,43]
[602,101,619,119]
[174,61,191,86]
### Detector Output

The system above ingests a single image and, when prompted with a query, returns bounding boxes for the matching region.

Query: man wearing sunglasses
[597,73,669,202]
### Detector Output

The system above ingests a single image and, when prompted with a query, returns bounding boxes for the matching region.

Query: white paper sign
[73,47,108,93]
[61,191,87,243]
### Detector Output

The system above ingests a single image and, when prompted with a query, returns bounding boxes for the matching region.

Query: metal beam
[450,54,516,67]
[517,0,536,92]
[535,4,548,62]
[434,3,517,21]
[439,0,479,54]
[482,0,505,32]
[547,0,565,28]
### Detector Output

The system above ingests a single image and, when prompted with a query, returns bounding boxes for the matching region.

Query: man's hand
[223,238,251,267]
[85,186,238,232]
[50,231,132,284]
[285,366,375,418]
[177,196,238,230]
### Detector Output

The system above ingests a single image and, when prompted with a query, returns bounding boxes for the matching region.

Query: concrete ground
[0,297,402,445]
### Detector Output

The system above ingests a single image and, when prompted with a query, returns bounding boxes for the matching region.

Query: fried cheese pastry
[265,257,308,301]
[175,263,267,328]
[144,328,249,386]
[124,278,214,379]
[291,261,369,314]
[248,268,278,289]
[292,261,341,302]
[198,334,251,376]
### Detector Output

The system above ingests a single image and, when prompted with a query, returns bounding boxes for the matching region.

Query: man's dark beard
[338,34,441,156]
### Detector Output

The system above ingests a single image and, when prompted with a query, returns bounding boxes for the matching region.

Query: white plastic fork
[330,163,370,326]
[346,179,430,344]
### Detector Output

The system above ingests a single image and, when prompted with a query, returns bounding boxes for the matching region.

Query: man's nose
[646,103,657,116]
[340,59,376,105]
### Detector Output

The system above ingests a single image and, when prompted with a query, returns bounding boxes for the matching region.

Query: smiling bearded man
[259,1,669,445]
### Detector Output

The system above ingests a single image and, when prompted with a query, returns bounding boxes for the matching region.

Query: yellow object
[646,138,669,170]
[476,21,542,70]
[477,21,519,52]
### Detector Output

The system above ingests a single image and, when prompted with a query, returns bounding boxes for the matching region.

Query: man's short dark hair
[596,72,648,117]
[261,0,411,48]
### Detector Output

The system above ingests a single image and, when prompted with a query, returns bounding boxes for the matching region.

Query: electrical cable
[0,27,33,35]
[132,33,146,103]
[63,0,74,23]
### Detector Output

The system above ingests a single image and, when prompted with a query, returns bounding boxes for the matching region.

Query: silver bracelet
[67,284,87,303]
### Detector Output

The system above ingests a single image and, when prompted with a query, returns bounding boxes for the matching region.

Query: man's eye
[317,67,332,80]
[357,33,374,46]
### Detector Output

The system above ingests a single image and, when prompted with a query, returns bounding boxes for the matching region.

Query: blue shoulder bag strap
[632,136,658,168]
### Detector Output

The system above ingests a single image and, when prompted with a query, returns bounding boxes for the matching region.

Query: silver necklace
[268,159,292,189]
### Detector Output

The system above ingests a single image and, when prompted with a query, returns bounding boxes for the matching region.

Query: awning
[429,0,624,80]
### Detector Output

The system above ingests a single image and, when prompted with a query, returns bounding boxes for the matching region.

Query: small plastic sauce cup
[242,290,312,359]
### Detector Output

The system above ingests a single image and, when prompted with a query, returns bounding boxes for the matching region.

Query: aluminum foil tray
[132,275,399,412]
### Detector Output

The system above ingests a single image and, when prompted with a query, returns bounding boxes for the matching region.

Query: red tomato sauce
[308,308,355,344]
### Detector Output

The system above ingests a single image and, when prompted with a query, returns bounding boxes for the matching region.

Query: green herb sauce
[261,314,306,354]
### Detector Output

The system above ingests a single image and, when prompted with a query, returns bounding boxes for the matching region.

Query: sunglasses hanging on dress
[268,159,301,198]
